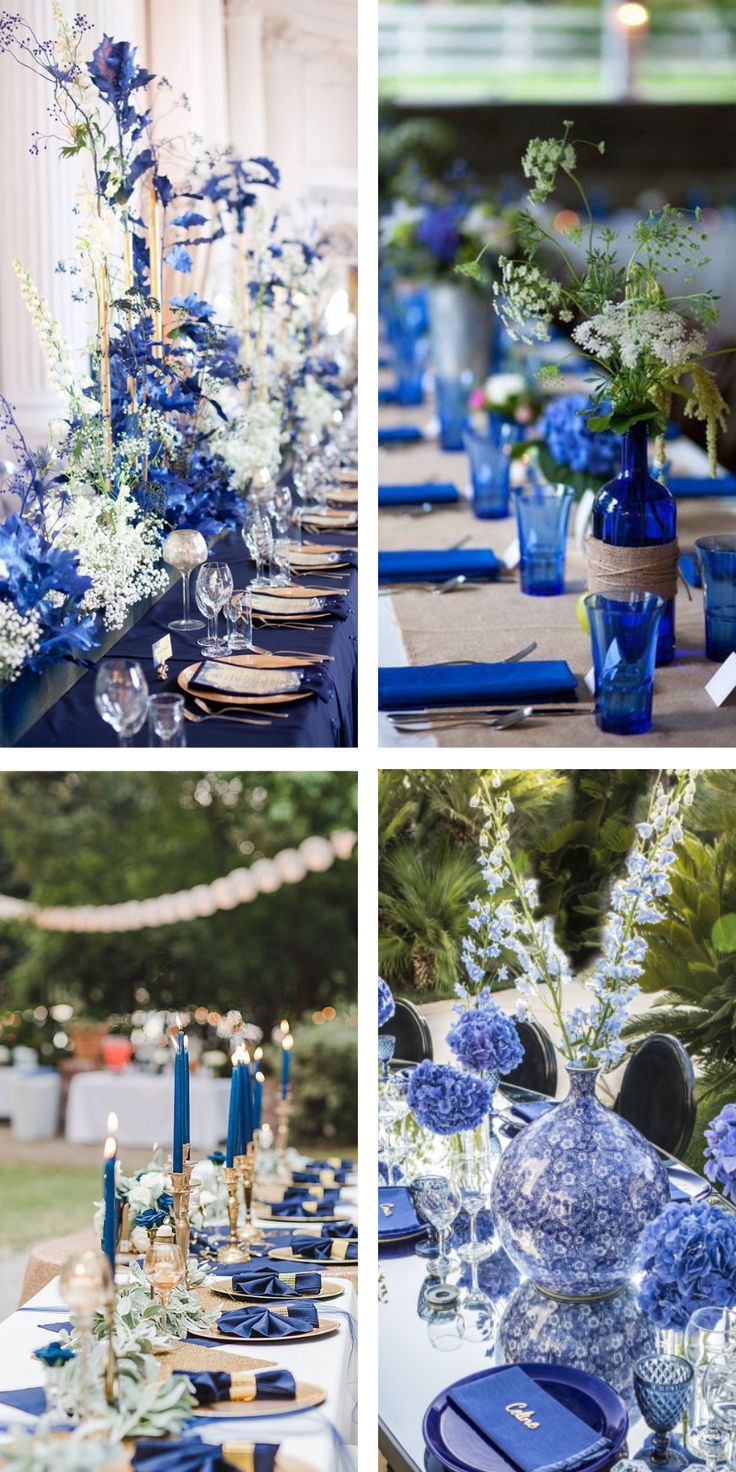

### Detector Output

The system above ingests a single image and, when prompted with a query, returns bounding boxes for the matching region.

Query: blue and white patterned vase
[491,1063,669,1301]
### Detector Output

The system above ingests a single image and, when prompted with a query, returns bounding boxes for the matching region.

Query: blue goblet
[633,1354,693,1471]
[378,1034,395,1084]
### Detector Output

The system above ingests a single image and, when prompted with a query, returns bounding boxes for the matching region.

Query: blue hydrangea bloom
[415,206,462,266]
[638,1201,736,1329]
[407,1060,491,1136]
[446,1001,524,1075]
[378,976,395,1027]
[704,1103,736,1202]
[541,394,620,479]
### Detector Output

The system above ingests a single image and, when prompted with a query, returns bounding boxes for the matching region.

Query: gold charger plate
[335,467,358,483]
[252,584,347,599]
[256,1211,341,1224]
[208,1275,344,1302]
[178,660,311,708]
[192,1379,326,1418]
[269,1248,358,1266]
[326,488,358,506]
[196,1315,339,1346]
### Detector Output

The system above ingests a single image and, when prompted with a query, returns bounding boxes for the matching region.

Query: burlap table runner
[379,402,736,748]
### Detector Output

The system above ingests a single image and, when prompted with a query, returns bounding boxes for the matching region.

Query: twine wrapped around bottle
[585,535,680,600]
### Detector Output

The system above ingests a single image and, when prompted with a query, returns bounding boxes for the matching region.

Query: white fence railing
[379,3,736,91]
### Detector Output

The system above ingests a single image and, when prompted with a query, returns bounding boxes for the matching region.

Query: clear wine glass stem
[181,568,192,623]
[119,732,133,748]
[207,613,217,645]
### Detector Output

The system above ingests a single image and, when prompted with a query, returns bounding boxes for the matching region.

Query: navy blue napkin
[379,387,401,405]
[268,1198,335,1218]
[292,1168,351,1184]
[379,1187,421,1238]
[379,426,424,445]
[188,662,334,702]
[307,1158,354,1170]
[283,1186,342,1204]
[174,1367,295,1405]
[379,482,458,508]
[286,1235,358,1262]
[379,549,501,584]
[323,1221,358,1239]
[217,1303,318,1339]
[447,1366,611,1472]
[668,476,736,498]
[511,1099,558,1124]
[378,661,578,712]
[132,1437,278,1472]
[0,1387,47,1417]
[229,1264,321,1297]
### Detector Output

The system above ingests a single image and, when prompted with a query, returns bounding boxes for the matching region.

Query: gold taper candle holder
[171,1171,191,1264]
[219,1165,244,1264]
[235,1142,264,1250]
[275,1094,292,1172]
[103,1299,118,1407]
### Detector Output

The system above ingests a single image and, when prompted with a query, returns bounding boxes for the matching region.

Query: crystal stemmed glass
[94,659,149,746]
[271,484,293,536]
[225,589,255,652]
[271,537,292,587]
[378,1034,395,1084]
[378,1082,404,1185]
[195,561,233,654]
[251,513,275,589]
[684,1425,730,1472]
[147,693,186,747]
[633,1355,694,1471]
[385,1070,412,1183]
[162,529,207,632]
[413,1175,461,1279]
[451,1149,493,1266]
[703,1354,736,1450]
[684,1308,736,1454]
[143,1232,185,1336]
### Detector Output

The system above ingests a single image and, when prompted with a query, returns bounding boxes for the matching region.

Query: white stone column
[224,0,268,160]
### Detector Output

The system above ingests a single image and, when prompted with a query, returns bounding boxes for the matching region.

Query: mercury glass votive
[162,529,208,632]
[695,535,736,661]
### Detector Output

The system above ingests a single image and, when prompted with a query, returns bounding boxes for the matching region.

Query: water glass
[413,1175,461,1277]
[514,482,573,595]
[148,693,186,747]
[94,659,149,746]
[272,538,292,586]
[633,1354,693,1471]
[162,529,207,632]
[435,373,474,452]
[695,535,736,661]
[585,592,664,737]
[464,427,512,519]
[394,333,428,407]
[684,1308,736,1454]
[225,589,254,651]
[195,561,233,654]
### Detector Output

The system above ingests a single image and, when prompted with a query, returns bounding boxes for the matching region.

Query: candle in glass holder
[162,530,208,632]
[60,1249,114,1316]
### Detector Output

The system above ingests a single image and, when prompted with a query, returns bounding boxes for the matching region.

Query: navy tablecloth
[18,528,358,748]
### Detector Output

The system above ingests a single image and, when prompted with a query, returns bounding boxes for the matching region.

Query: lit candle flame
[104,1136,116,1160]
[280,1019,289,1035]
[254,1047,263,1062]
[282,1034,294,1053]
[244,1049,251,1066]
[107,1111,118,1134]
[256,1071,265,1084]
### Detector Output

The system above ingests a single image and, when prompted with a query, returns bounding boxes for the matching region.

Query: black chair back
[504,1018,558,1097]
[616,1033,696,1159]
[379,996,433,1066]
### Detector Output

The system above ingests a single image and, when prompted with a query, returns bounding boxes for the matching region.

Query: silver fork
[433,640,538,667]
[392,706,533,735]
[185,709,272,729]
[194,697,288,720]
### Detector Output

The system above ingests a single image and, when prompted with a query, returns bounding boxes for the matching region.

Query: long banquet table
[379,395,736,748]
[65,1070,231,1150]
[16,526,358,748]
[378,1081,714,1472]
[0,1271,358,1469]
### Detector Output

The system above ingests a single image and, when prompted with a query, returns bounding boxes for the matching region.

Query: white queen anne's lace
[573,302,707,371]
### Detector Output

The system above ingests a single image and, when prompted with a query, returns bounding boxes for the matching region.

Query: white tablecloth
[65,1071,231,1150]
[0,1274,357,1468]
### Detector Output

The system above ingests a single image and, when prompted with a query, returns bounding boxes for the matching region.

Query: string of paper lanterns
[0,831,356,933]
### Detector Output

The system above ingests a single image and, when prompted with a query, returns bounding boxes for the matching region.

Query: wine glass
[143,1230,185,1335]
[94,659,149,746]
[451,1148,493,1266]
[225,589,255,652]
[703,1354,736,1448]
[633,1355,693,1471]
[684,1308,736,1455]
[147,693,186,747]
[195,561,233,654]
[384,1070,412,1183]
[162,530,207,632]
[252,513,275,588]
[272,537,292,586]
[270,484,293,537]
[413,1175,461,1279]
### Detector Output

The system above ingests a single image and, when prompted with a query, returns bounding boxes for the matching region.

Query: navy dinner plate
[423,1362,628,1472]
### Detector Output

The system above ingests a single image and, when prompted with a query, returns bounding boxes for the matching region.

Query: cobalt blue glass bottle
[592,422,676,665]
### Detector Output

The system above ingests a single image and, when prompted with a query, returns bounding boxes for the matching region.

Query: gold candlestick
[235,1142,263,1250]
[148,182,163,359]
[103,1299,118,1407]
[219,1165,244,1264]
[171,1171,191,1264]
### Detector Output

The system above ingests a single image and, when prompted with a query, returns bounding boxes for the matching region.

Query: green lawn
[380,73,736,102]
[0,1165,104,1255]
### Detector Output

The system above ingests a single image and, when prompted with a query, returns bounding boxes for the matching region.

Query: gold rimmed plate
[335,467,358,484]
[207,1275,344,1302]
[195,1316,340,1346]
[178,660,311,708]
[256,1211,341,1225]
[191,1380,327,1419]
[326,488,358,506]
[268,1248,358,1266]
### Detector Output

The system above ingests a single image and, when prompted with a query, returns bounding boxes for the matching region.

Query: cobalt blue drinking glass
[514,483,573,595]
[633,1354,693,1471]
[592,422,676,666]
[464,427,513,519]
[695,535,736,662]
[435,374,473,452]
[585,592,664,736]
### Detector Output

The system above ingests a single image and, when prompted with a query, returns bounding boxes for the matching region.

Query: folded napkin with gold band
[267,1198,335,1218]
[322,1221,358,1240]
[282,1186,342,1205]
[174,1368,295,1406]
[229,1264,321,1297]
[132,1435,278,1471]
[217,1303,318,1339]
[447,1367,611,1472]
[282,1236,357,1262]
[291,1168,351,1185]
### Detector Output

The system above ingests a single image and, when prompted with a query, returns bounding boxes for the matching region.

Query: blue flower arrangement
[407,1059,492,1136]
[704,1103,736,1203]
[0,515,97,676]
[638,1201,736,1329]
[378,976,395,1028]
[536,394,621,498]
[446,1000,524,1076]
